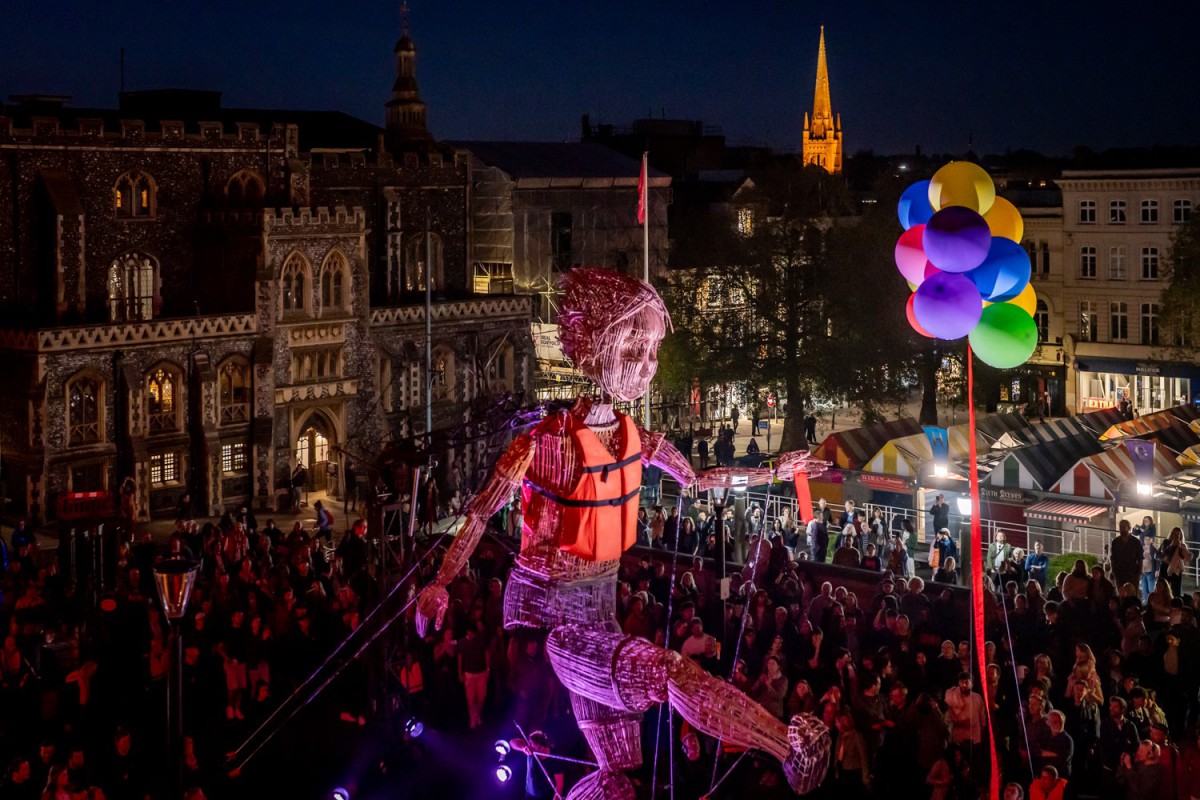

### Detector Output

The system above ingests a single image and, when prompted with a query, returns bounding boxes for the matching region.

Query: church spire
[385,1,432,144]
[801,26,842,173]
[812,25,832,134]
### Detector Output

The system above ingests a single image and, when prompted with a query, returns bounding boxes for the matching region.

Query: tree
[1160,210,1200,351]
[664,159,927,449]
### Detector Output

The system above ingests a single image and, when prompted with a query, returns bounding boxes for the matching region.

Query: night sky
[5,1,1199,156]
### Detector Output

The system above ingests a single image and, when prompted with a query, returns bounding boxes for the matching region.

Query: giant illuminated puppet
[417,268,830,798]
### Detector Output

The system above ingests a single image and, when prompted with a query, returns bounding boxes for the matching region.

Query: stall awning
[1024,499,1111,523]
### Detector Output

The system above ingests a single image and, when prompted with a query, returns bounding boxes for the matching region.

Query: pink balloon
[912,272,982,340]
[894,225,928,285]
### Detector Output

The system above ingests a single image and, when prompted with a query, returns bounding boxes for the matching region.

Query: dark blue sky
[5,1,1198,156]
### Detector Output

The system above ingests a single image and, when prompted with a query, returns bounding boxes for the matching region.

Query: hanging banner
[923,426,950,463]
[1124,439,1156,484]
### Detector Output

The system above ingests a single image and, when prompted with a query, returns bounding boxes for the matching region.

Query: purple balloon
[912,272,983,340]
[923,206,992,273]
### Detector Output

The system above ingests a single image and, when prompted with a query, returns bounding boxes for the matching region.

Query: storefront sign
[1136,363,1162,376]
[859,473,911,493]
[1083,397,1113,410]
[980,487,1026,504]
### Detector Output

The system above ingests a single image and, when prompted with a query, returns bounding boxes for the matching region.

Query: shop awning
[813,417,923,471]
[1025,499,1112,523]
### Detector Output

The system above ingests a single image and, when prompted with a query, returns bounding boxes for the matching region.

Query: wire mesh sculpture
[417,268,831,796]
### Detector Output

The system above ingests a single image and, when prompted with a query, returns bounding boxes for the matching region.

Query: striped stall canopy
[1141,422,1200,456]
[981,432,1105,491]
[1075,407,1127,435]
[1158,467,1200,504]
[1099,405,1200,440]
[993,416,1091,449]
[1049,442,1183,500]
[973,413,1033,448]
[1025,498,1112,523]
[813,417,923,471]
[862,424,985,478]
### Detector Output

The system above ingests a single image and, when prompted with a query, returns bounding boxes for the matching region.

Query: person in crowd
[1029,765,1068,800]
[1110,519,1143,596]
[1025,541,1050,589]
[1157,526,1190,600]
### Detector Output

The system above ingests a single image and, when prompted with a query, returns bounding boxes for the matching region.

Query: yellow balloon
[906,279,918,292]
[928,161,996,214]
[984,196,1024,242]
[1002,283,1037,316]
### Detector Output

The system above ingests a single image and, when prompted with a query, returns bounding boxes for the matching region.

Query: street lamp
[154,558,199,799]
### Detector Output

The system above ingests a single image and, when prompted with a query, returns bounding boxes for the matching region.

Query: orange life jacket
[525,411,642,562]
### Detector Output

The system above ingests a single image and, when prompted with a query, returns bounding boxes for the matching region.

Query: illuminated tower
[802,26,842,173]
[385,2,432,143]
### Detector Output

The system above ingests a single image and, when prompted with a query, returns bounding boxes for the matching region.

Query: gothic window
[218,358,250,425]
[378,352,394,413]
[736,208,754,237]
[150,452,179,485]
[225,170,266,208]
[320,250,349,312]
[280,252,311,315]
[431,345,455,403]
[113,170,156,218]
[473,262,514,294]
[221,443,247,473]
[67,373,103,446]
[486,341,515,393]
[107,252,158,321]
[403,233,444,292]
[146,366,181,433]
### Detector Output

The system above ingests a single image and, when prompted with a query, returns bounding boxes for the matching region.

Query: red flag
[637,152,648,225]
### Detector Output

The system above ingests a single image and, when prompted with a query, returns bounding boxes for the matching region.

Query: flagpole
[642,151,651,429]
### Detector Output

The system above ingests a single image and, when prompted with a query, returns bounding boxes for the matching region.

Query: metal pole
[425,207,433,447]
[168,621,183,798]
[642,151,651,429]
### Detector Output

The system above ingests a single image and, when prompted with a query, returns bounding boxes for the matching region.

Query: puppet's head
[557,268,672,402]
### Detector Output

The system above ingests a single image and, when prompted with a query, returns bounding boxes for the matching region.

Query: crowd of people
[4,467,1200,800]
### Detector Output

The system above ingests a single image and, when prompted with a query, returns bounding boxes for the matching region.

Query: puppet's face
[588,306,664,401]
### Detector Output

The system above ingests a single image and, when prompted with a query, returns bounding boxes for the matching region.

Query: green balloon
[969,302,1038,369]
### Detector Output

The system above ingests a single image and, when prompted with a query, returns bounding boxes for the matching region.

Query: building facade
[1014,169,1200,415]
[0,24,533,523]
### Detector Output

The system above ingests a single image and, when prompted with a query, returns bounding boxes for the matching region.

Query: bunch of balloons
[894,162,1038,369]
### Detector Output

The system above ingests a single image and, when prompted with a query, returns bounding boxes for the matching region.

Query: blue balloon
[965,238,1032,302]
[898,180,935,229]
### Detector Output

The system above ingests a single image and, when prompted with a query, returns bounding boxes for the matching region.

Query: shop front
[1074,357,1200,416]
[998,364,1067,417]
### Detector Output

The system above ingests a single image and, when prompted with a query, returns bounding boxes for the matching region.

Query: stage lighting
[405,718,424,738]
[494,739,512,757]
[495,765,513,783]
[331,789,350,800]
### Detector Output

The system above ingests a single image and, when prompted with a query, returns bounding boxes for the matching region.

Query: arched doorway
[294,413,335,493]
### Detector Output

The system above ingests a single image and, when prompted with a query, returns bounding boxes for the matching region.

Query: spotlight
[405,718,424,738]
[494,739,512,757]
[495,765,513,783]
[331,789,350,800]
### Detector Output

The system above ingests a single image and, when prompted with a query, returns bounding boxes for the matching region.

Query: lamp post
[708,484,730,583]
[153,558,199,799]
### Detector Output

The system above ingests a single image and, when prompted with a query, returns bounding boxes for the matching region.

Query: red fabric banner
[637,153,648,225]
[793,470,813,524]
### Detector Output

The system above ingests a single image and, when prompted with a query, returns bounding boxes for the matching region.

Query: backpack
[320,507,334,531]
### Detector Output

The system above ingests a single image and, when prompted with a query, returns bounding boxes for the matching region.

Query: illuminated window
[280,252,310,314]
[1079,246,1097,279]
[221,443,247,473]
[113,170,156,218]
[1142,247,1160,280]
[1079,301,1097,342]
[1109,199,1127,224]
[737,208,754,237]
[147,367,179,433]
[1108,246,1126,280]
[403,233,444,291]
[1174,199,1192,224]
[150,452,179,485]
[1110,302,1128,342]
[1140,199,1159,224]
[67,375,103,445]
[219,359,250,424]
[1078,200,1096,224]
[1141,303,1159,345]
[108,252,157,321]
[294,427,328,469]
[473,262,514,294]
[431,345,456,402]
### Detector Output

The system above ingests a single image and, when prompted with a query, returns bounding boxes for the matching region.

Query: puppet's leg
[547,624,831,795]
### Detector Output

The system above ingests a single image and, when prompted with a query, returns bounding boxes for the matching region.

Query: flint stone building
[0,25,534,523]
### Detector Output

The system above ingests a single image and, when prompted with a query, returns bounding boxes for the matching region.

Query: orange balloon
[906,293,935,338]
[984,196,1024,242]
